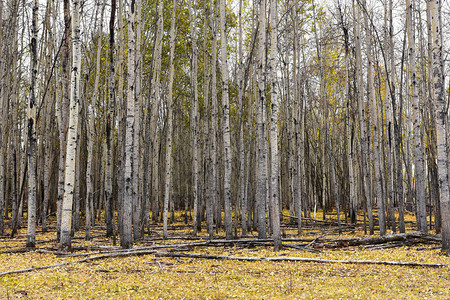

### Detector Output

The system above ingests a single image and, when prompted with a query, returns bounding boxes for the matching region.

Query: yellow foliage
[0,214,449,299]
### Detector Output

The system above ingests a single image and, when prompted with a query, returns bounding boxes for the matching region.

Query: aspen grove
[1,0,450,255]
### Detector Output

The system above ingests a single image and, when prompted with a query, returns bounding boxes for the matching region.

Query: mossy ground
[1,211,449,299]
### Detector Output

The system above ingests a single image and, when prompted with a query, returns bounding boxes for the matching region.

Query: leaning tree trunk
[60,0,81,250]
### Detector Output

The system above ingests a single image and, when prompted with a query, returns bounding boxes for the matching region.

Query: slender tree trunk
[384,0,396,233]
[353,0,373,234]
[219,0,233,240]
[189,0,200,236]
[26,0,39,248]
[104,0,116,238]
[57,0,71,241]
[209,0,219,234]
[269,0,281,250]
[365,19,386,236]
[337,5,355,226]
[407,0,427,233]
[430,0,449,254]
[132,0,142,241]
[237,0,246,237]
[204,0,214,239]
[60,0,81,250]
[0,0,4,236]
[256,0,267,239]
[121,0,136,249]
[163,0,177,239]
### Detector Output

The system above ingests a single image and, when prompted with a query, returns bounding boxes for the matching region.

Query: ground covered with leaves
[1,213,449,299]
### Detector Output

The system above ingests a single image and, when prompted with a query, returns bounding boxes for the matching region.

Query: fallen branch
[0,249,157,277]
[313,232,441,249]
[154,251,450,268]
[282,214,356,227]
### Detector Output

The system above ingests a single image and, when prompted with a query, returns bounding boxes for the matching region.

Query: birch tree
[189,0,200,235]
[430,0,449,254]
[407,0,427,233]
[353,0,374,234]
[26,0,39,248]
[269,0,281,250]
[256,0,268,239]
[57,0,71,240]
[60,0,81,250]
[121,0,136,249]
[219,0,233,239]
[104,0,116,238]
[163,0,177,239]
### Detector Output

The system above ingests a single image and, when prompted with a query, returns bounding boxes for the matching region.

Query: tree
[26,0,39,248]
[60,0,82,250]
[189,0,200,235]
[121,0,136,249]
[269,0,281,250]
[430,0,449,254]
[57,0,71,241]
[104,0,115,239]
[219,0,233,240]
[407,0,427,233]
[163,0,178,240]
[256,0,268,240]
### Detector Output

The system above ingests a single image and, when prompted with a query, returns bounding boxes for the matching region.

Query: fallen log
[313,232,441,248]
[154,251,450,268]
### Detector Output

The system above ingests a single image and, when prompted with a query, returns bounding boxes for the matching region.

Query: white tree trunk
[189,0,200,236]
[256,0,267,239]
[163,0,177,239]
[57,0,71,240]
[407,0,427,233]
[132,0,142,240]
[60,0,81,250]
[121,0,136,249]
[26,0,38,248]
[219,0,233,240]
[430,0,449,254]
[269,0,281,250]
[354,0,373,234]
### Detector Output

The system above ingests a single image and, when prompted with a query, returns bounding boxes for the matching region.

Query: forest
[0,0,450,297]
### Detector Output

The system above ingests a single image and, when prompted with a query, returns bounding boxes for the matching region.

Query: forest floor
[0,211,449,299]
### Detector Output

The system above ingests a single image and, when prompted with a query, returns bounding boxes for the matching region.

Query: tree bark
[430,0,449,254]
[26,0,39,248]
[60,0,81,250]
[256,0,267,239]
[269,0,281,250]
[163,0,177,240]
[219,0,233,240]
[407,0,427,233]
